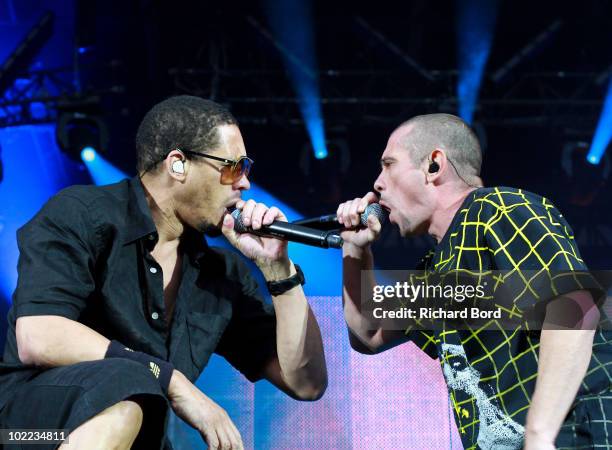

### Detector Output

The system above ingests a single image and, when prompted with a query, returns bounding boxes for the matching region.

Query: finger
[235,199,246,210]
[263,206,284,225]
[336,202,347,226]
[348,198,362,227]
[368,214,381,232]
[202,427,220,450]
[241,199,257,226]
[340,201,353,226]
[250,203,268,230]
[367,214,381,238]
[227,422,244,450]
[216,427,232,450]
[223,421,242,450]
[363,191,379,205]
[221,214,239,246]
[359,192,377,212]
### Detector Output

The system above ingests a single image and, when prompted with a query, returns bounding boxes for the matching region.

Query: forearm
[525,328,595,443]
[261,261,327,398]
[16,315,110,367]
[342,243,382,348]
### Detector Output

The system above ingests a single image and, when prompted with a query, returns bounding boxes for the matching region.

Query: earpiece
[428,161,440,173]
[172,160,185,174]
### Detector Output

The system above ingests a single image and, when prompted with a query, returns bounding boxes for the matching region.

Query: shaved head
[394,113,483,187]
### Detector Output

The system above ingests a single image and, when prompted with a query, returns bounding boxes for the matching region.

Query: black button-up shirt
[0,177,277,409]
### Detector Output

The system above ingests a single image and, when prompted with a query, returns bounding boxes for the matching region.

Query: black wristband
[105,340,174,394]
[266,264,305,296]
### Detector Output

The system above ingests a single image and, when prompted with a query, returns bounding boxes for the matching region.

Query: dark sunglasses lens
[238,158,252,178]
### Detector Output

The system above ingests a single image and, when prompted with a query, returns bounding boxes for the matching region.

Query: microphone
[292,203,388,229]
[230,209,344,249]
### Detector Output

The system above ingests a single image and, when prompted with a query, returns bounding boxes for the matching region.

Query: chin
[196,219,222,237]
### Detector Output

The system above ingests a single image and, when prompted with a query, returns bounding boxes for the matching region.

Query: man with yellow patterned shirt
[337,113,610,450]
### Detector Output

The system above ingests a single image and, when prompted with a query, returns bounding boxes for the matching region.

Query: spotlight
[561,141,610,206]
[81,146,97,162]
[56,110,109,161]
[260,0,327,159]
[315,148,328,160]
[455,0,500,124]
[587,78,612,165]
[300,134,350,207]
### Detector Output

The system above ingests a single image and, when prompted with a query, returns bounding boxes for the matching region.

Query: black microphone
[292,203,388,229]
[230,209,344,249]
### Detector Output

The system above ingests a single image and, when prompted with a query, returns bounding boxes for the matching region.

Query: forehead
[381,125,416,165]
[213,124,246,158]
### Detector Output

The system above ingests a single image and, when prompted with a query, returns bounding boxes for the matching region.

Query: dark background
[2,0,612,269]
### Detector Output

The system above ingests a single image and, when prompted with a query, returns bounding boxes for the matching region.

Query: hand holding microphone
[224,195,387,251]
[336,192,386,249]
[222,199,292,263]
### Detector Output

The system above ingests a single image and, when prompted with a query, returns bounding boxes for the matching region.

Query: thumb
[221,214,239,245]
[367,214,381,235]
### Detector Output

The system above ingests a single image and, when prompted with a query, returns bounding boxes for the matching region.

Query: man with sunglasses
[337,113,609,450]
[0,95,327,449]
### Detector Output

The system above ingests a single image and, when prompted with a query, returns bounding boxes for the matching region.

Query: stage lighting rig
[55,99,109,162]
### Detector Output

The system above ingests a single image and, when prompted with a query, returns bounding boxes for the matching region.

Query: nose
[234,174,251,191]
[374,171,385,193]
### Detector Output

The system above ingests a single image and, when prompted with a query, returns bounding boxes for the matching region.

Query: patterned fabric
[414,187,611,450]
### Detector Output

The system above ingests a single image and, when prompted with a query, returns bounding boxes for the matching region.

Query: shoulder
[53,179,131,212]
[20,179,132,236]
[466,186,558,221]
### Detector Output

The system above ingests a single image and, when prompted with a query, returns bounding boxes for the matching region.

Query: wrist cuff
[105,340,174,394]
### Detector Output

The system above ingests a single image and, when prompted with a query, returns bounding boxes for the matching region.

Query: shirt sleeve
[13,193,99,320]
[483,196,603,310]
[215,260,277,382]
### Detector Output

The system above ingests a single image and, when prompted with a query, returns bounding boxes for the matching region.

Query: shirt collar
[123,177,209,265]
[123,176,158,245]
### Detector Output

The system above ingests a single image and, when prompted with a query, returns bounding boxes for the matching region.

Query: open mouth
[224,198,241,214]
[379,201,391,213]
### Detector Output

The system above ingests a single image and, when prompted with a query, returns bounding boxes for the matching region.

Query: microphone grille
[230,208,248,233]
[361,203,388,227]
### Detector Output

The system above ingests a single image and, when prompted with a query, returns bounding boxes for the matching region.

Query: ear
[165,149,188,181]
[425,149,446,182]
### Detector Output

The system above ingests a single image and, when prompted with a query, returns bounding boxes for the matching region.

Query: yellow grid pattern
[414,187,611,449]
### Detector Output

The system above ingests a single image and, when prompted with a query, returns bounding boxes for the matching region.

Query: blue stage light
[81,151,127,186]
[587,78,612,165]
[264,0,328,159]
[0,124,88,301]
[456,0,500,124]
[315,147,328,160]
[81,146,96,162]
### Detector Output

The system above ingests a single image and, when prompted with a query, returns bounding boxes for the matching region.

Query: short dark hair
[397,113,482,186]
[135,95,238,173]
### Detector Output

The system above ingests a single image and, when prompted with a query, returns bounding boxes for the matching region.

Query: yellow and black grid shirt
[413,186,611,450]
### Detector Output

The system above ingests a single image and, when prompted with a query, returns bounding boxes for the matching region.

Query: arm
[222,200,327,401]
[16,315,244,449]
[524,290,600,450]
[17,315,109,366]
[257,261,327,400]
[338,194,407,353]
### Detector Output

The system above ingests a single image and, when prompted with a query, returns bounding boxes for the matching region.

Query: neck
[140,173,184,245]
[428,183,477,243]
